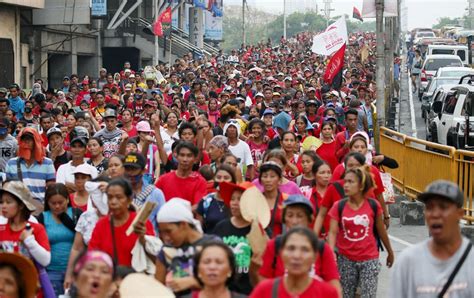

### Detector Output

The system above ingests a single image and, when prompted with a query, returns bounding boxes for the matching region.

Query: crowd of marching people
[0,29,472,298]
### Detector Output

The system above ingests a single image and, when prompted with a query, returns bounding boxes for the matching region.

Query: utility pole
[321,0,334,27]
[283,0,287,40]
[375,0,385,152]
[242,0,246,47]
[153,0,159,65]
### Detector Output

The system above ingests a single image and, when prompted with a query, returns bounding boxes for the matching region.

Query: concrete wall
[32,25,98,88]
[0,5,21,87]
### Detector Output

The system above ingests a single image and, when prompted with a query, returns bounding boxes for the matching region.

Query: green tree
[432,17,462,29]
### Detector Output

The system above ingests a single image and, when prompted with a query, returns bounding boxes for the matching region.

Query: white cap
[74,163,99,179]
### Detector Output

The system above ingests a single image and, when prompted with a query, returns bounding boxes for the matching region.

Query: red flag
[353,7,363,22]
[323,43,346,86]
[159,7,172,37]
[153,20,163,36]
[153,7,172,36]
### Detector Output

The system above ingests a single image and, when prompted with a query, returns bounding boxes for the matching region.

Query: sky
[226,0,468,30]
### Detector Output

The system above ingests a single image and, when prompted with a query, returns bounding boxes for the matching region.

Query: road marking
[407,72,418,138]
[389,234,413,247]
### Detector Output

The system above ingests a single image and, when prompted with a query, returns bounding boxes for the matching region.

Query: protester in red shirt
[316,121,339,171]
[88,178,154,267]
[0,181,51,287]
[155,141,207,205]
[250,227,338,298]
[256,194,341,295]
[328,166,394,298]
[334,109,359,162]
[258,161,287,238]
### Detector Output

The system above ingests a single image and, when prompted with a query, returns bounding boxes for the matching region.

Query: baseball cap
[123,152,147,170]
[90,88,98,93]
[136,120,153,133]
[284,76,292,81]
[74,163,99,179]
[0,87,7,93]
[47,127,62,139]
[307,87,316,92]
[144,100,158,107]
[283,194,314,215]
[63,76,70,80]
[417,180,464,208]
[255,92,264,98]
[263,109,274,116]
[103,109,117,118]
[272,92,281,97]
[125,84,132,90]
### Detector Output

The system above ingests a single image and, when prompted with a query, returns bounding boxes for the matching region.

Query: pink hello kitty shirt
[328,199,382,261]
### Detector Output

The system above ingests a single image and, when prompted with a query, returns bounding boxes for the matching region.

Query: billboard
[91,0,107,17]
[205,10,223,41]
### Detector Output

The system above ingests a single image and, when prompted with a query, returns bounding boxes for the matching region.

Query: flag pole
[169,36,172,76]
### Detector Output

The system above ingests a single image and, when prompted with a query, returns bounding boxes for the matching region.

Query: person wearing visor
[390,180,474,298]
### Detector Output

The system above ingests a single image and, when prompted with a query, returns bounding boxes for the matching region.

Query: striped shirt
[5,157,56,202]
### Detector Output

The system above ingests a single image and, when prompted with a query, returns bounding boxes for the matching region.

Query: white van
[427,45,469,66]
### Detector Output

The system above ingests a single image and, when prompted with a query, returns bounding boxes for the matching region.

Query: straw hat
[301,136,323,151]
[119,273,175,298]
[0,252,38,298]
[247,219,269,255]
[240,187,271,229]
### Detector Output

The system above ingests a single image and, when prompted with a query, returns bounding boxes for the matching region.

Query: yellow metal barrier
[455,150,474,223]
[403,136,457,199]
[380,127,405,192]
[379,127,474,223]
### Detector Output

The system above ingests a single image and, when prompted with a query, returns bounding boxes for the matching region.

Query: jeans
[47,270,65,297]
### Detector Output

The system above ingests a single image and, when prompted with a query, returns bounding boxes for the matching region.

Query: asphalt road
[376,60,429,297]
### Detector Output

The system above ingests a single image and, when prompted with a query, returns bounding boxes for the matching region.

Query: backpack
[332,181,345,198]
[337,198,384,251]
[272,234,325,272]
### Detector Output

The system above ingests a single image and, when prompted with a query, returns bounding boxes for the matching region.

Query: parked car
[418,55,463,100]
[434,66,474,79]
[427,45,469,66]
[421,79,457,119]
[429,75,474,149]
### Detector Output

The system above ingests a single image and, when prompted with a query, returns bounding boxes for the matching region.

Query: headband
[74,250,114,274]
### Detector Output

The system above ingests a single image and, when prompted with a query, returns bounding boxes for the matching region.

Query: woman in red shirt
[256,194,341,296]
[250,227,338,298]
[88,177,154,267]
[0,181,51,294]
[328,166,394,298]
[316,121,339,171]
[259,161,287,238]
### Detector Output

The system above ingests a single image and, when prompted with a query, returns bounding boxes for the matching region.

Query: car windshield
[425,59,463,71]
[418,32,435,37]
[428,79,457,93]
[439,70,474,78]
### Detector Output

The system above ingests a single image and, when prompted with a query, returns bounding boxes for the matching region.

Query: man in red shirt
[335,109,359,162]
[155,141,207,206]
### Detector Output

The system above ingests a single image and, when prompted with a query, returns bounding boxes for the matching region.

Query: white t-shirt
[160,128,179,156]
[390,237,474,298]
[228,140,254,168]
[56,161,98,185]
